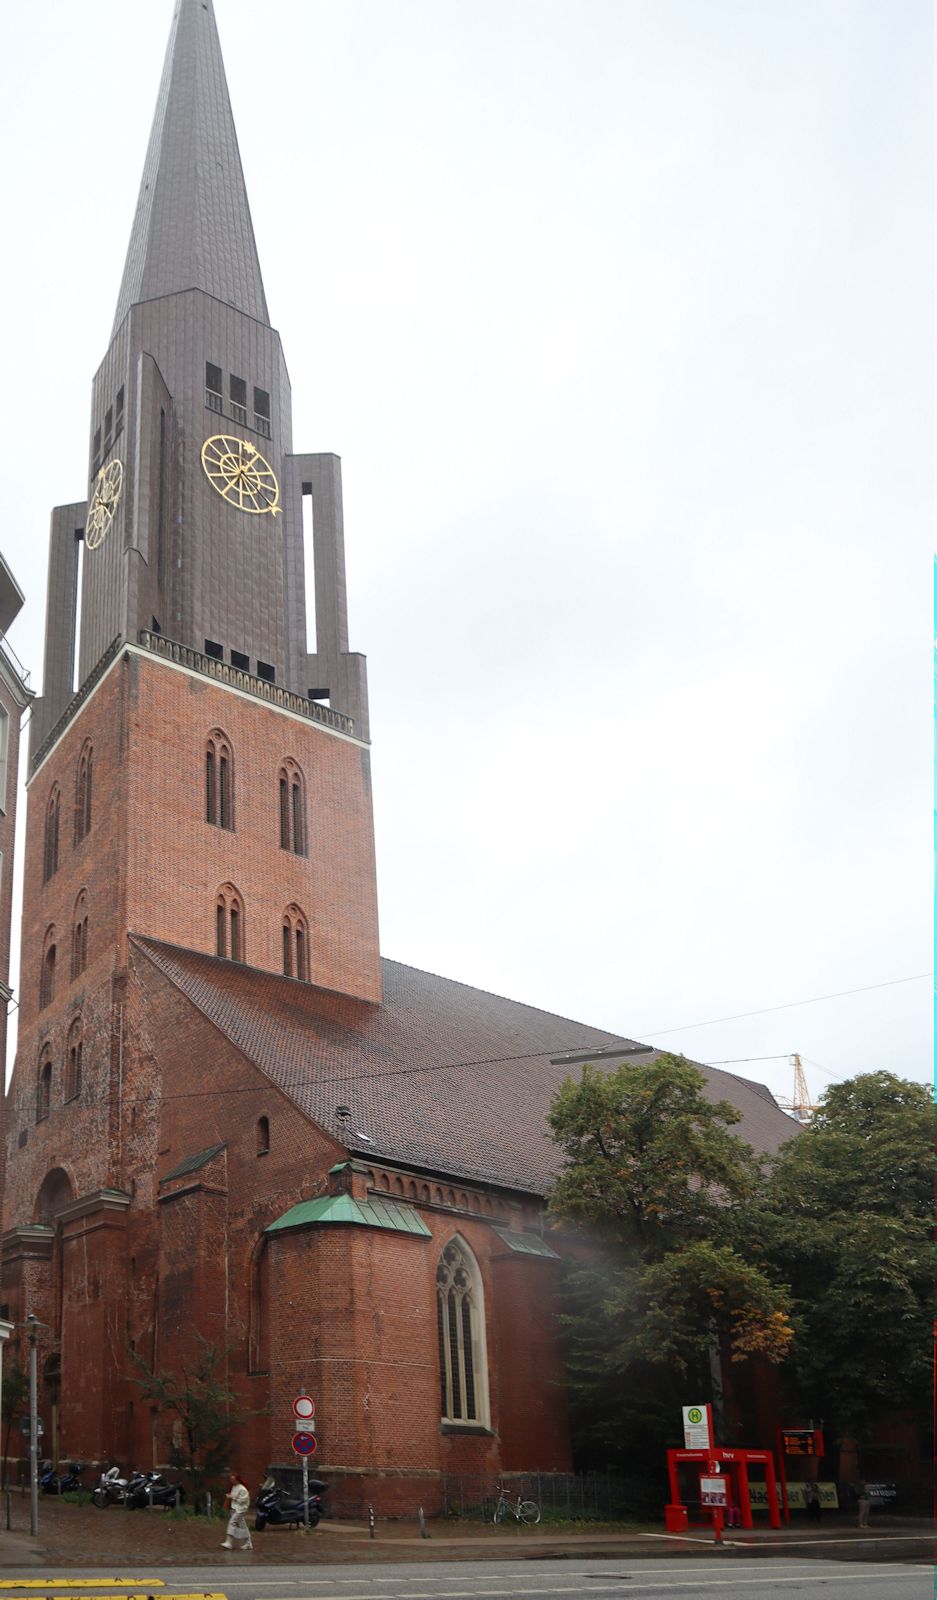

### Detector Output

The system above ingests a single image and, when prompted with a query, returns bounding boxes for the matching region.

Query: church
[1,0,797,1513]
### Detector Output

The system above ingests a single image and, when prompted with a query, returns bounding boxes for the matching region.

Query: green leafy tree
[1,1358,28,1488]
[133,1336,256,1499]
[548,1054,792,1470]
[759,1071,935,1448]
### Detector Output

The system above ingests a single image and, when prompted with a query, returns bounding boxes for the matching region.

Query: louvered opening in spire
[111,0,269,335]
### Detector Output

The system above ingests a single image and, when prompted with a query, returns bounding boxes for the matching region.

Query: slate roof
[159,1141,226,1184]
[112,0,269,335]
[132,937,799,1197]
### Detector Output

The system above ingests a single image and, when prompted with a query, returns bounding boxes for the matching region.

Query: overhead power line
[637,971,932,1040]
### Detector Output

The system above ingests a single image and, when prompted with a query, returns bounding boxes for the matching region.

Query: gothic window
[281,904,309,981]
[205,731,234,829]
[70,891,89,981]
[36,1048,53,1121]
[436,1238,489,1426]
[248,1236,269,1373]
[215,884,244,961]
[278,761,306,855]
[65,1018,83,1101]
[256,1116,270,1155]
[74,742,93,844]
[43,786,61,882]
[40,929,56,1010]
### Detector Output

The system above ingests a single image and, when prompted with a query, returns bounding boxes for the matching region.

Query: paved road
[0,1559,933,1599]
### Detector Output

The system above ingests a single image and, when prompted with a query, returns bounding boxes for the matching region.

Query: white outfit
[223,1481,253,1549]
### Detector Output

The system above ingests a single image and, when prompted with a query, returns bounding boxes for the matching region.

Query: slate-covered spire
[111,0,269,336]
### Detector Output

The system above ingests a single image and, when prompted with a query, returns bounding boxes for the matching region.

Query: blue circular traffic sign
[292,1430,317,1456]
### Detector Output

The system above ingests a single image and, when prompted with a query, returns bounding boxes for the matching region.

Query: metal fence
[441,1470,652,1522]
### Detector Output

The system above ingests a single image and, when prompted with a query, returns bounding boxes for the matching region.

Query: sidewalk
[0,1497,933,1569]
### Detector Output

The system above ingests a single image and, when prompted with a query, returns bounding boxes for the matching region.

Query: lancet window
[65,1017,83,1101]
[216,884,244,961]
[74,742,93,844]
[278,760,306,855]
[43,786,61,883]
[281,904,309,981]
[436,1239,489,1426]
[40,928,57,1010]
[71,891,89,981]
[36,1047,53,1122]
[205,731,234,830]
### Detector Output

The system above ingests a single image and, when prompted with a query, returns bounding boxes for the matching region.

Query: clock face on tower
[86,458,124,550]
[201,434,281,516]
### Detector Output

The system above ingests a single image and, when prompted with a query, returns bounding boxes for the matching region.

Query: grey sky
[2,0,930,1105]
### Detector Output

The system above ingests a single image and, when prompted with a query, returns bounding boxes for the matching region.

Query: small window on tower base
[256,660,275,683]
[204,640,223,660]
[231,649,249,671]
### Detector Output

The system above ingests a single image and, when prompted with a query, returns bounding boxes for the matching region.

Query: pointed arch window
[205,730,235,830]
[436,1239,490,1426]
[215,884,245,961]
[71,891,89,981]
[65,1017,83,1102]
[74,742,93,845]
[281,904,309,981]
[36,1047,53,1122]
[278,760,306,855]
[43,786,61,883]
[40,928,57,1010]
[256,1116,270,1155]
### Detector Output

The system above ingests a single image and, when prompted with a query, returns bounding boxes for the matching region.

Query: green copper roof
[265,1193,431,1238]
[160,1142,226,1184]
[493,1226,560,1259]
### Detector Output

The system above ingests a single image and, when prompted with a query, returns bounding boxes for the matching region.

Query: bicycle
[492,1483,541,1525]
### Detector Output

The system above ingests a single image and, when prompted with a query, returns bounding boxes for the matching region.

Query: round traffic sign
[292,1430,317,1456]
[293,1394,315,1420]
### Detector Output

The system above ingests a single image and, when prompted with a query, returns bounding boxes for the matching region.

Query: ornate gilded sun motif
[201,434,281,516]
[86,458,124,551]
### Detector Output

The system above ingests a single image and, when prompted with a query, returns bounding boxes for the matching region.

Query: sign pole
[26,1317,38,1537]
[302,1454,309,1529]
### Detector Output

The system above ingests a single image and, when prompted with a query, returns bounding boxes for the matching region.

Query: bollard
[206,1491,212,1523]
[147,1483,154,1513]
[418,1504,429,1540]
[713,1507,724,1545]
[5,1488,10,1530]
[175,1487,181,1512]
[368,1503,376,1539]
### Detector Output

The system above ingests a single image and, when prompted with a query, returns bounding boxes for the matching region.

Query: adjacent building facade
[0,0,797,1510]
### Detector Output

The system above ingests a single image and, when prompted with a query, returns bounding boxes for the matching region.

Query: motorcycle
[91,1465,131,1508]
[40,1461,84,1495]
[124,1469,185,1509]
[254,1473,327,1530]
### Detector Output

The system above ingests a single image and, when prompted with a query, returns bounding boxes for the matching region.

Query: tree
[758,1071,935,1448]
[133,1337,255,1498]
[1,1358,28,1489]
[547,1054,792,1470]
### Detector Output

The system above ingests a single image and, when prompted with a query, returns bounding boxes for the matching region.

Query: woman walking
[221,1470,253,1551]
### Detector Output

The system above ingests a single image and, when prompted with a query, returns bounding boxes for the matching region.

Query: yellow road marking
[0,1586,167,1592]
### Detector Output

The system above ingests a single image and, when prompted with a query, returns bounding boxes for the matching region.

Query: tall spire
[111,0,269,336]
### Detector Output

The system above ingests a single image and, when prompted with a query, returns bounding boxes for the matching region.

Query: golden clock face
[201,434,281,516]
[86,458,124,551]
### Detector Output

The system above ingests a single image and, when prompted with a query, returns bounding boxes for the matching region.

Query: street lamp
[23,1314,44,1536]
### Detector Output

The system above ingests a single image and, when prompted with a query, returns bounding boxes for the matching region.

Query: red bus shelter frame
[666,1446,783,1530]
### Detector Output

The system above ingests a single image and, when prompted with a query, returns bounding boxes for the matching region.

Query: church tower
[2,0,380,1461]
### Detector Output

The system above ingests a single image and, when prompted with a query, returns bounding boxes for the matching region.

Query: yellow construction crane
[778,1053,816,1124]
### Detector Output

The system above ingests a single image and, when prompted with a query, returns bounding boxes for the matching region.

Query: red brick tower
[2,0,380,1466]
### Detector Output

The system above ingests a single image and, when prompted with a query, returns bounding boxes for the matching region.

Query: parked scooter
[125,1470,185,1509]
[254,1473,327,1530]
[91,1466,131,1508]
[40,1461,84,1495]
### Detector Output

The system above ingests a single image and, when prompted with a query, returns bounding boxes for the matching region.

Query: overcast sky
[1,0,930,1106]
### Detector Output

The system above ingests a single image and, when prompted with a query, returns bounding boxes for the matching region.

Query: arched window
[436,1238,490,1426]
[40,929,56,1010]
[36,1048,53,1121]
[65,1017,83,1101]
[71,891,89,981]
[281,903,309,980]
[43,786,61,883]
[215,884,245,961]
[278,760,306,855]
[256,1116,270,1155]
[74,742,93,844]
[205,730,235,830]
